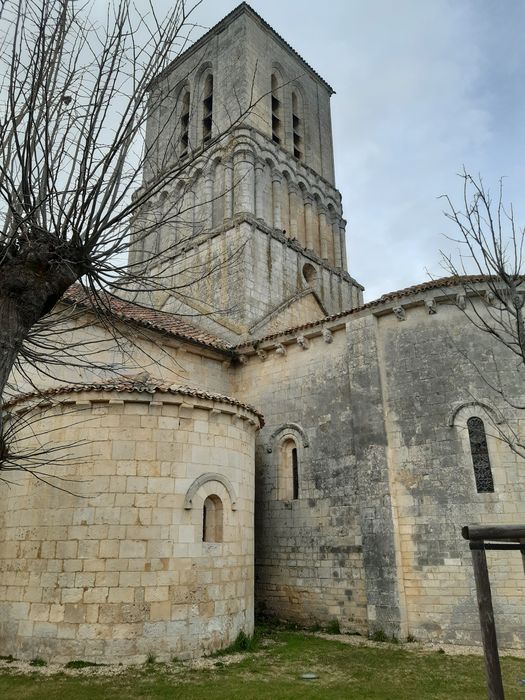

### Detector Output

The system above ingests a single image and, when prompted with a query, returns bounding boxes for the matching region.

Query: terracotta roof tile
[4,378,264,427]
[63,286,233,353]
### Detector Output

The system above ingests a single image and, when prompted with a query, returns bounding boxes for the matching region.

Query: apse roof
[4,378,264,426]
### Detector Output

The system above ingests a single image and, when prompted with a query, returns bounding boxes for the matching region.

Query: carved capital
[233,146,255,164]
[303,192,314,206]
[322,328,333,343]
[274,343,287,356]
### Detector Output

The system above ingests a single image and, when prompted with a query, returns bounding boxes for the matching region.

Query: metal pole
[470,543,505,700]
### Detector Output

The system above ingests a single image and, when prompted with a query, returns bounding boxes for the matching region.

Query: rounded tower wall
[0,386,260,662]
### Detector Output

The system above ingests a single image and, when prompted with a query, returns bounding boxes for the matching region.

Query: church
[1,3,524,662]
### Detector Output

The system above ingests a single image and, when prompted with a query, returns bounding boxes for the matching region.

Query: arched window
[467,417,494,493]
[271,74,282,145]
[202,74,213,144]
[278,438,299,500]
[292,92,303,160]
[179,88,190,158]
[202,494,223,542]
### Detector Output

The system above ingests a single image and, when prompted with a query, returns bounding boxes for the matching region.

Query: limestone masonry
[1,3,524,661]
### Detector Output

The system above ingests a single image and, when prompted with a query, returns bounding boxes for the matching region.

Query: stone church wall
[233,327,368,632]
[159,218,358,340]
[357,297,525,648]
[347,313,407,638]
[0,388,258,662]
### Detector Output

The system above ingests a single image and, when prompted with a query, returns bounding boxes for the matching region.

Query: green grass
[325,619,341,635]
[210,629,261,657]
[0,629,524,699]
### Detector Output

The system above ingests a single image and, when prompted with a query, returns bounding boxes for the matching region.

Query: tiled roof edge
[62,287,234,354]
[4,379,264,427]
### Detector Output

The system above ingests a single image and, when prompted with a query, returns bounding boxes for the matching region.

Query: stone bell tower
[128,2,363,340]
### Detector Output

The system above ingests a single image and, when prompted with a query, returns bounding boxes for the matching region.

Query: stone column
[204,173,214,230]
[234,149,255,216]
[158,191,169,256]
[254,159,265,221]
[271,170,282,230]
[288,182,299,242]
[281,178,290,236]
[332,215,342,268]
[178,187,194,244]
[319,205,329,262]
[188,189,196,238]
[223,157,233,221]
[339,218,348,270]
[304,193,314,251]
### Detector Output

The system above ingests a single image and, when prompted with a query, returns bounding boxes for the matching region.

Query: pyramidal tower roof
[152,2,334,93]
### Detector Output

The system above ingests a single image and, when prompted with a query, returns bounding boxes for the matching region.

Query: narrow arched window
[202,74,213,144]
[279,438,299,500]
[467,417,494,493]
[203,494,223,542]
[292,447,299,500]
[179,88,190,158]
[271,74,282,145]
[292,92,303,160]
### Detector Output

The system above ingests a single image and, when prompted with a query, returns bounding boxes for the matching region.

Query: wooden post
[471,543,505,700]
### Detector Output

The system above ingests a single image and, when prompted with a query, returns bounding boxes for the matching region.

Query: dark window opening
[202,494,223,542]
[467,416,494,493]
[271,75,282,145]
[292,447,299,500]
[202,75,213,143]
[292,92,303,160]
[180,90,190,158]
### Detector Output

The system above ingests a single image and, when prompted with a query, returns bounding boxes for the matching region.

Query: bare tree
[0,0,257,471]
[441,169,525,455]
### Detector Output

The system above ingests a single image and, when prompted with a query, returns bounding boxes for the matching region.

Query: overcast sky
[177,0,524,301]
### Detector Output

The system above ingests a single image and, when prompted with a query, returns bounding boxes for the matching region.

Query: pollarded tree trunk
[0,242,82,399]
[0,297,26,396]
